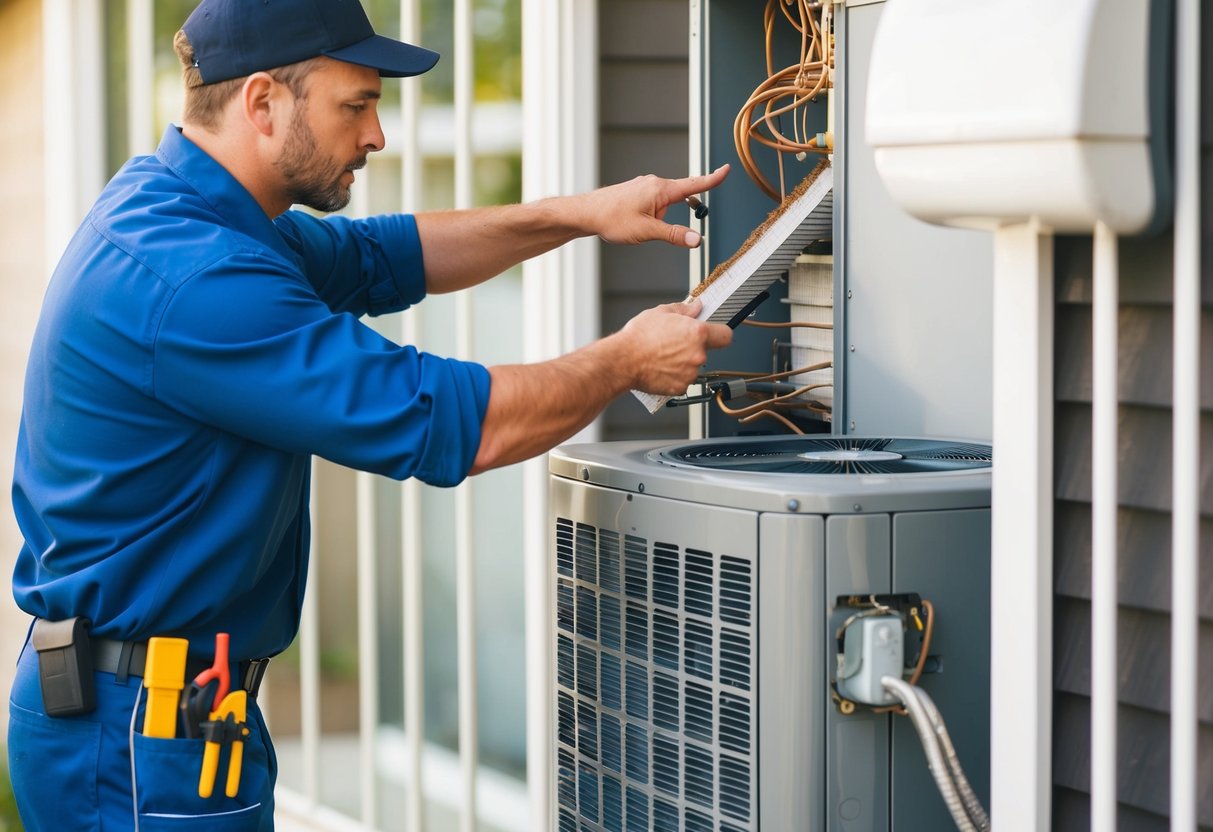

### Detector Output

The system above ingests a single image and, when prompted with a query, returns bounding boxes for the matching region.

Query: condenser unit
[549,436,992,832]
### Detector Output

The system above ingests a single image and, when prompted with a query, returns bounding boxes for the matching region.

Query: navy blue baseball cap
[182,0,440,84]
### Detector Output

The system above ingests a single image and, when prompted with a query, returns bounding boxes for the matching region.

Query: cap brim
[324,35,440,78]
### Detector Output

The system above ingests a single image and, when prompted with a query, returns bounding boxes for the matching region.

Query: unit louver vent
[554,516,758,831]
[655,436,992,475]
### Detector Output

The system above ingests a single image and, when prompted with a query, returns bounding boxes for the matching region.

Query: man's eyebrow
[354,89,383,100]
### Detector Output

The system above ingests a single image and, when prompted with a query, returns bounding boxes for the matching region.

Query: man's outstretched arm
[416,165,730,295]
[470,298,732,474]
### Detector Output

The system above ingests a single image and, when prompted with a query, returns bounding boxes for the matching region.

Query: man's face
[275,59,385,213]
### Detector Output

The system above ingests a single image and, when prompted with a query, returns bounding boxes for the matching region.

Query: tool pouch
[31,617,96,717]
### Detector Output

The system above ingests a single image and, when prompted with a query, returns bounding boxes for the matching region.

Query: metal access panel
[691,0,995,441]
[837,1,994,439]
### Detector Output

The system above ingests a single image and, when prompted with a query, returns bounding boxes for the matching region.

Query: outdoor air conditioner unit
[548,435,992,832]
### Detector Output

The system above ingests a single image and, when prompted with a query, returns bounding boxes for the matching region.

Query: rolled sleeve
[408,354,491,486]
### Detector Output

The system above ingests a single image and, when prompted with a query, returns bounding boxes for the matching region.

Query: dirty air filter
[549,436,992,832]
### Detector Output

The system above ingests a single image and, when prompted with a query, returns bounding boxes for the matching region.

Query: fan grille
[657,437,991,475]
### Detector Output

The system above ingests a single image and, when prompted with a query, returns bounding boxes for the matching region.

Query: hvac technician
[7,0,732,828]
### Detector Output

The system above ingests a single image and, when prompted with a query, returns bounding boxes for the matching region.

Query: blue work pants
[8,641,276,831]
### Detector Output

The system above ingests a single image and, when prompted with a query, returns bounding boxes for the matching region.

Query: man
[7,0,732,828]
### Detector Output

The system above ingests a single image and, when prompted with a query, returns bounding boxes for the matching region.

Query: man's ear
[241,72,280,136]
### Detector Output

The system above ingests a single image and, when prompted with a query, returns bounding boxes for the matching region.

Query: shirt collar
[155,125,301,266]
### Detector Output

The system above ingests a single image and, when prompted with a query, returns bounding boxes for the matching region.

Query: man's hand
[577,165,731,250]
[615,298,734,395]
[472,297,732,473]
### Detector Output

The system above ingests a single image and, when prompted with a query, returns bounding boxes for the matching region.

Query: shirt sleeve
[151,253,489,487]
[273,210,427,318]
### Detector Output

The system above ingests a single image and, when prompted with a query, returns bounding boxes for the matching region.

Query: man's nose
[364,115,385,154]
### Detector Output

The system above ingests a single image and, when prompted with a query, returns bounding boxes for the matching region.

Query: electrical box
[866,0,1171,234]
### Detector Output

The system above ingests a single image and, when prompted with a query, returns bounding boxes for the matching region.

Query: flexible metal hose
[881,675,983,832]
[915,683,992,830]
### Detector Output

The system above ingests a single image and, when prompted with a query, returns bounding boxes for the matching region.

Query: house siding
[1050,12,1213,826]
[597,0,691,441]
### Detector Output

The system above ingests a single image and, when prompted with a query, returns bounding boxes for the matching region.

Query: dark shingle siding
[1050,11,1213,821]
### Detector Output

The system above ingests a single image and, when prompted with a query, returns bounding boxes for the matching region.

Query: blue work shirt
[12,125,490,659]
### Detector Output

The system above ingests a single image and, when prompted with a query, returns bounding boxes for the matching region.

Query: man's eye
[346,103,366,113]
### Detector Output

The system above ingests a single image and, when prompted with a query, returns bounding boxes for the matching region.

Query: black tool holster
[31,617,96,717]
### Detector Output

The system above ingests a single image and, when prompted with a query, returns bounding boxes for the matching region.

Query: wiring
[714,382,830,418]
[738,408,805,434]
[701,359,833,432]
[734,0,834,200]
[703,359,831,386]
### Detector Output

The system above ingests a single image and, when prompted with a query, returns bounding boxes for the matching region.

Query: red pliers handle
[192,632,230,714]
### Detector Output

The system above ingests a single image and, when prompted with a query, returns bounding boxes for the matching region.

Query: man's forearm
[414,166,727,295]
[415,197,589,294]
[469,334,629,474]
[468,300,732,475]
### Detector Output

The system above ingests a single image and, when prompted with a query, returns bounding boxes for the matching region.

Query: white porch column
[521,2,600,830]
[989,222,1054,831]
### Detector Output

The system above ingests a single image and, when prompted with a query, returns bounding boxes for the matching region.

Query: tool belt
[31,617,269,717]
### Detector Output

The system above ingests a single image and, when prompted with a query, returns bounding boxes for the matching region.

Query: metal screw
[787,499,800,512]
[580,467,590,481]
[638,483,646,493]
[849,420,856,430]
[849,344,855,352]
[853,503,862,512]
[847,289,853,299]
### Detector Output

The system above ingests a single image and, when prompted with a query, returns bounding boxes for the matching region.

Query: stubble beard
[277,105,366,213]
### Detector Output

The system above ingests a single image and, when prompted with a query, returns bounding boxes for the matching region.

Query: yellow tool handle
[198,741,221,799]
[142,637,189,738]
[224,739,244,798]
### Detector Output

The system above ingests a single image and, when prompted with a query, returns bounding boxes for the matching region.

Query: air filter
[633,162,834,413]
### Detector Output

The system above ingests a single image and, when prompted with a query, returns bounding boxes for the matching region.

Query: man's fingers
[660,297,701,318]
[704,322,733,349]
[674,163,730,202]
[665,224,702,248]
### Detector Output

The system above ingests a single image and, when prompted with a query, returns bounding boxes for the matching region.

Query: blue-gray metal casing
[549,438,991,831]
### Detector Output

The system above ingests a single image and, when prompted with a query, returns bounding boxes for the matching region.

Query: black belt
[90,637,269,699]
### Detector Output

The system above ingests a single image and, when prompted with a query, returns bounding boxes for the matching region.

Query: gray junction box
[549,437,992,831]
